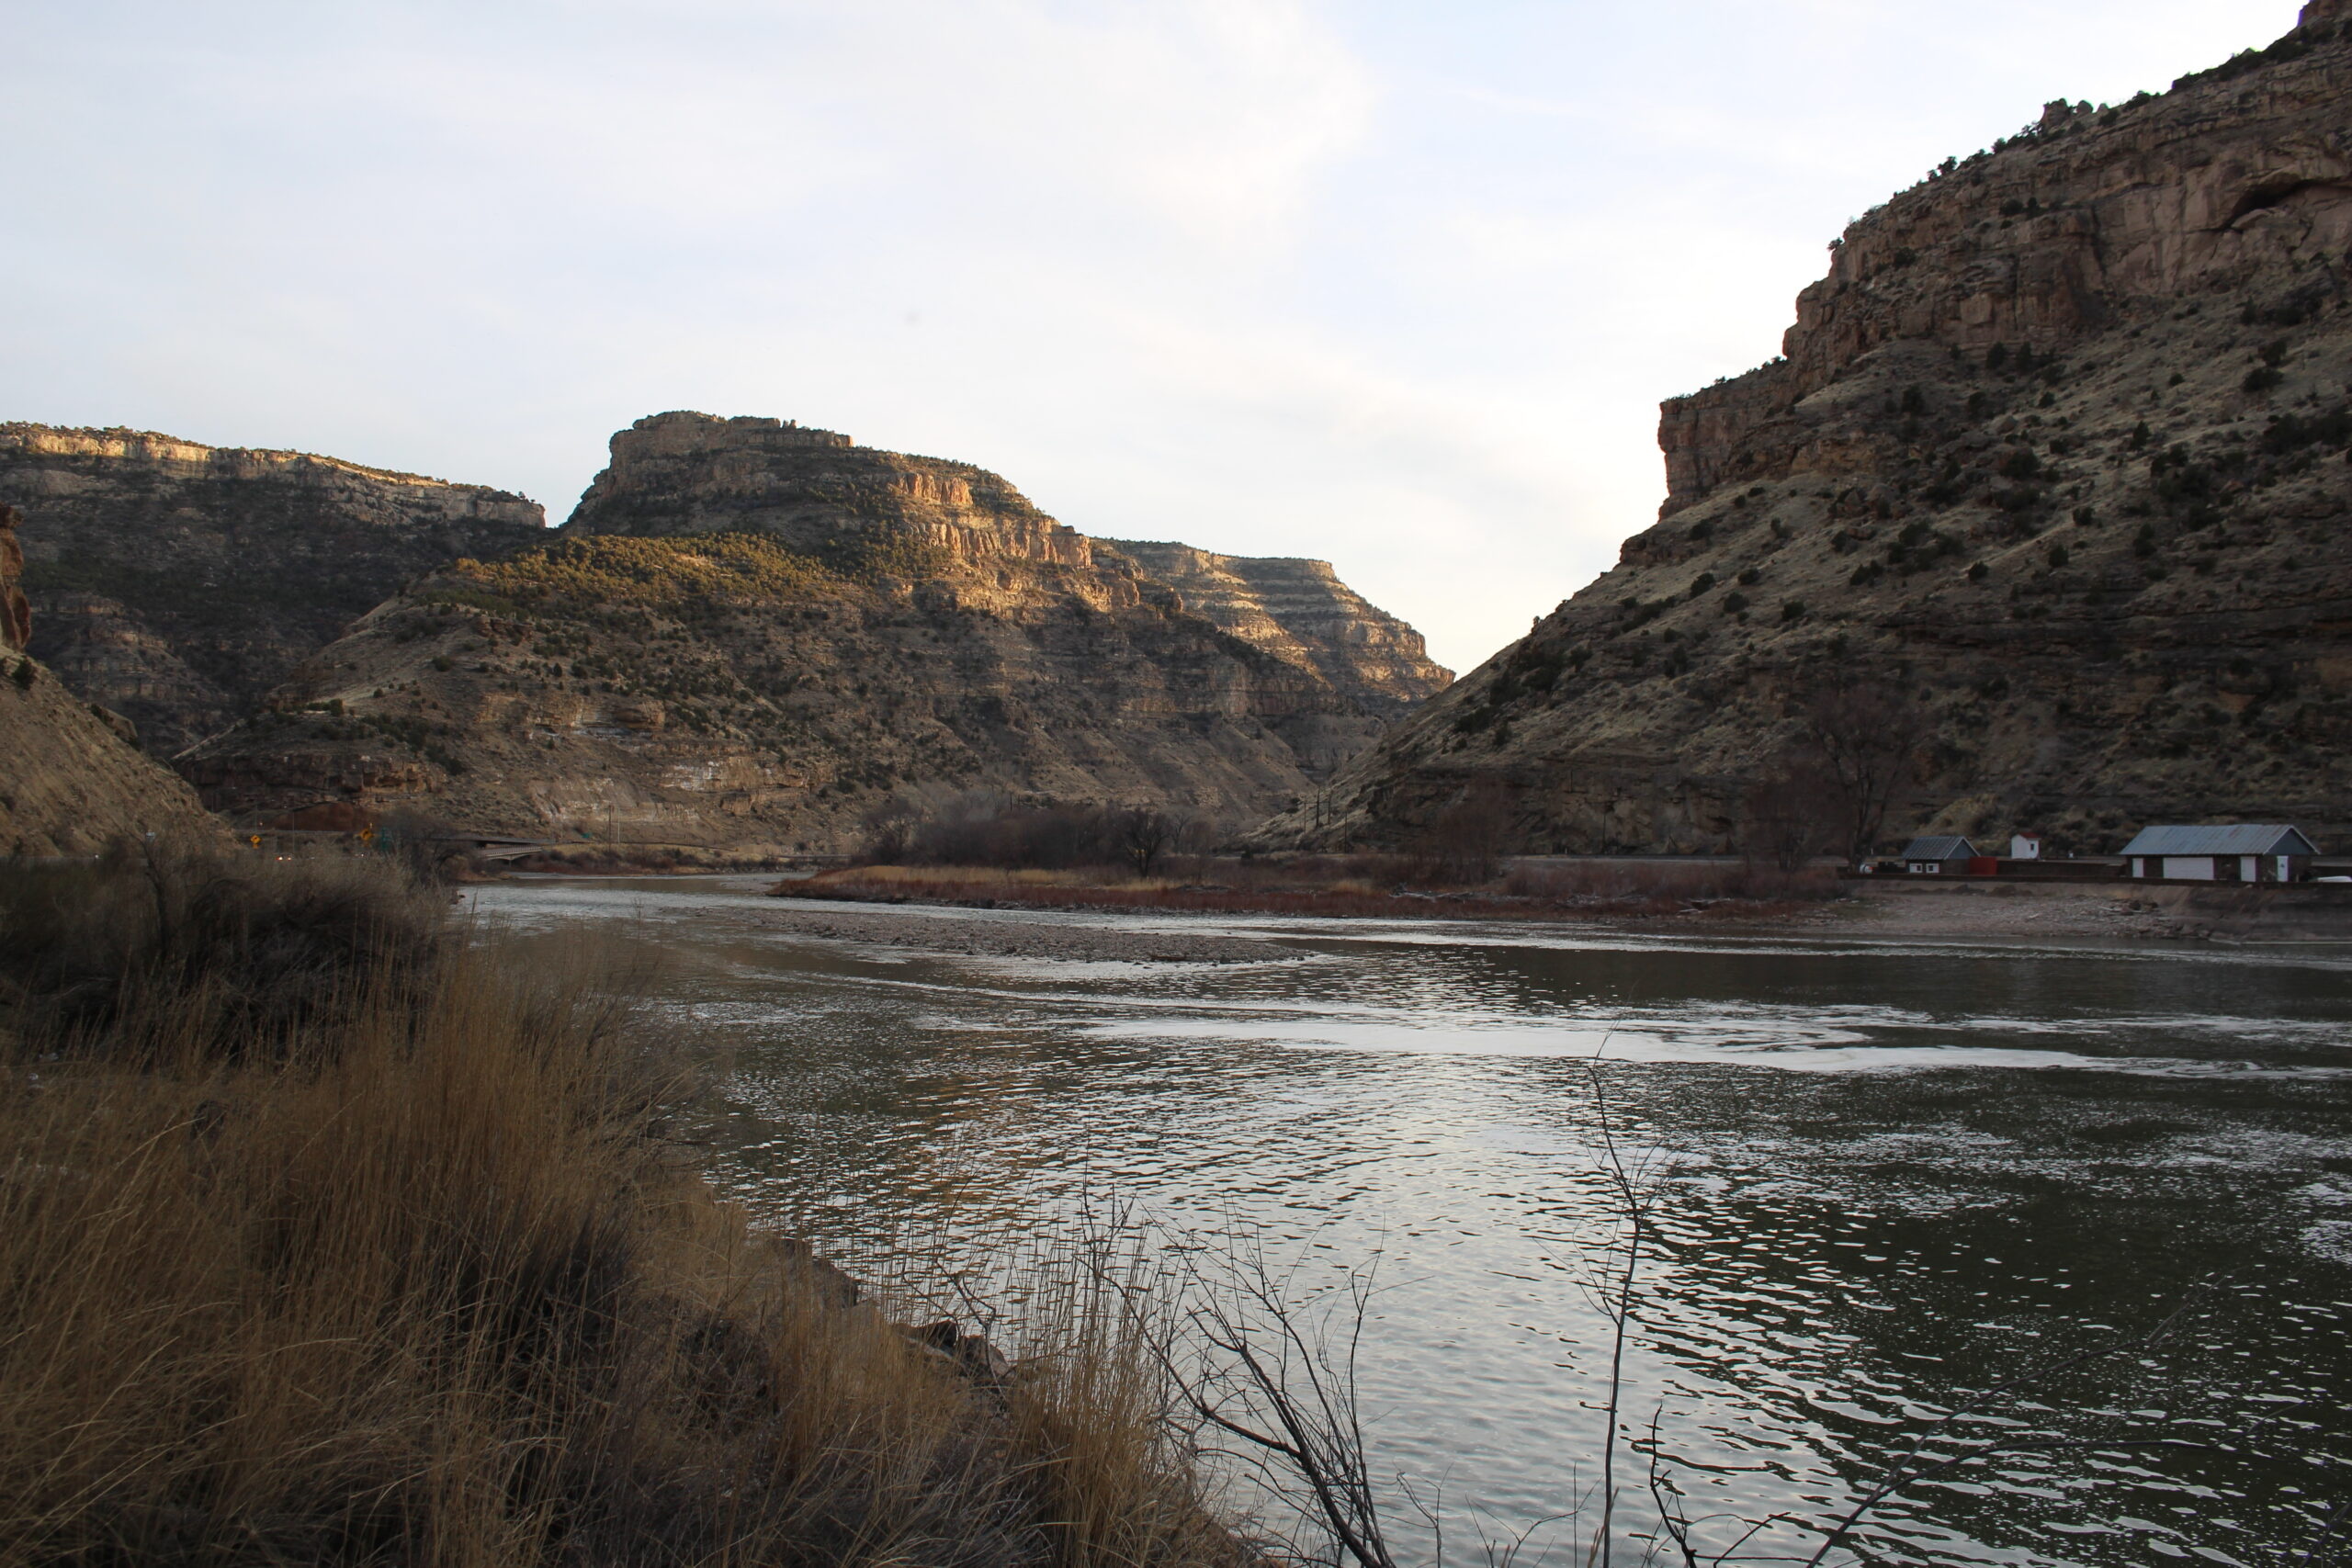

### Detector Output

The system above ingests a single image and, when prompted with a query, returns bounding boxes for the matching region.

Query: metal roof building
[1898,836,1977,874]
[2120,825,2320,882]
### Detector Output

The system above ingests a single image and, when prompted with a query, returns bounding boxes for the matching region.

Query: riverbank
[770,862,2352,951]
[0,846,1243,1568]
[774,860,1840,926]
[1825,876,2352,944]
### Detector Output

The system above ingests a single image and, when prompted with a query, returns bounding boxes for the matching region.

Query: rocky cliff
[0,425,546,755]
[1099,541,1450,721]
[0,504,221,855]
[182,413,1448,850]
[1260,8,2352,856]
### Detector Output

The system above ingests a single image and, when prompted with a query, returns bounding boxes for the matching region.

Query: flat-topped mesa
[0,423,548,754]
[1657,17,2352,515]
[0,424,544,525]
[561,411,1094,568]
[187,412,1450,848]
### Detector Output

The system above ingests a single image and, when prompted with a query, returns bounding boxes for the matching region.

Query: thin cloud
[0,0,2306,673]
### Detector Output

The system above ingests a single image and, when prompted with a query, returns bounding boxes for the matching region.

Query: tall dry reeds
[0,840,446,1057]
[0,846,1243,1568]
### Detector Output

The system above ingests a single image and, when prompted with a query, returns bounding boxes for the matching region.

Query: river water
[472,877,2352,1568]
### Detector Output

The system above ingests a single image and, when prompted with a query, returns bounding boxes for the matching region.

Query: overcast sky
[2,1,2300,674]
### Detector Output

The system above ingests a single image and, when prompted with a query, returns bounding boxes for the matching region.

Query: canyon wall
[0,504,221,855]
[1258,12,2352,857]
[183,413,1450,850]
[1100,540,1450,720]
[0,424,545,755]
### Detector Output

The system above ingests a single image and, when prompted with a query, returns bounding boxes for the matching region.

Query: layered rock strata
[184,414,1449,849]
[0,424,545,755]
[0,505,221,855]
[1098,540,1448,719]
[1260,12,2352,855]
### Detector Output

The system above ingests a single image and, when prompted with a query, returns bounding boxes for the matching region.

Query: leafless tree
[1738,757,1838,873]
[1415,784,1514,886]
[1162,1230,1398,1568]
[857,798,919,864]
[1118,806,1180,879]
[1797,677,1935,863]
[1577,1060,1661,1568]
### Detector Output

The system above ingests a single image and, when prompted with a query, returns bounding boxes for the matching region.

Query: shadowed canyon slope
[0,424,545,756]
[0,505,219,855]
[183,413,1451,849]
[1261,8,2352,857]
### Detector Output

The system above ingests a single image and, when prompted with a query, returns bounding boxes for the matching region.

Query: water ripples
[474,880,2352,1566]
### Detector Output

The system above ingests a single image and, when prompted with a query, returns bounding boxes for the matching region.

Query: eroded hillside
[0,504,220,855]
[1261,5,2352,857]
[0,425,545,755]
[183,413,1450,850]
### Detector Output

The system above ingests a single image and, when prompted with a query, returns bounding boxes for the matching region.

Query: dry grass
[0,840,447,1057]
[0,847,1246,1568]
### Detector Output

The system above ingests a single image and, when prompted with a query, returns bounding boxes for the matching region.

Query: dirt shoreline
[754,876,2352,957]
[1812,880,2352,944]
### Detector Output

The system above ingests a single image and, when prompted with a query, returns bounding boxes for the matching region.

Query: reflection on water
[473,878,2352,1566]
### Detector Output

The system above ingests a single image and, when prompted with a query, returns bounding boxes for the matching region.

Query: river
[471,876,2352,1568]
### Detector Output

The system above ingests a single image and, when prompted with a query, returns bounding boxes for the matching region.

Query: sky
[1,1,2302,675]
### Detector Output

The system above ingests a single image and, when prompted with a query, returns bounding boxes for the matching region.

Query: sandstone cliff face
[0,504,222,855]
[0,504,28,655]
[1261,14,2352,857]
[1099,541,1450,718]
[184,414,1441,850]
[0,425,546,755]
[565,414,1096,570]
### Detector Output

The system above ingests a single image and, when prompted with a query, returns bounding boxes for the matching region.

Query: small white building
[2009,833,2041,860]
[2120,825,2320,883]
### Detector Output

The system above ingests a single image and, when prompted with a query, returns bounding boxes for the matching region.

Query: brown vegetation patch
[0,848,1248,1568]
